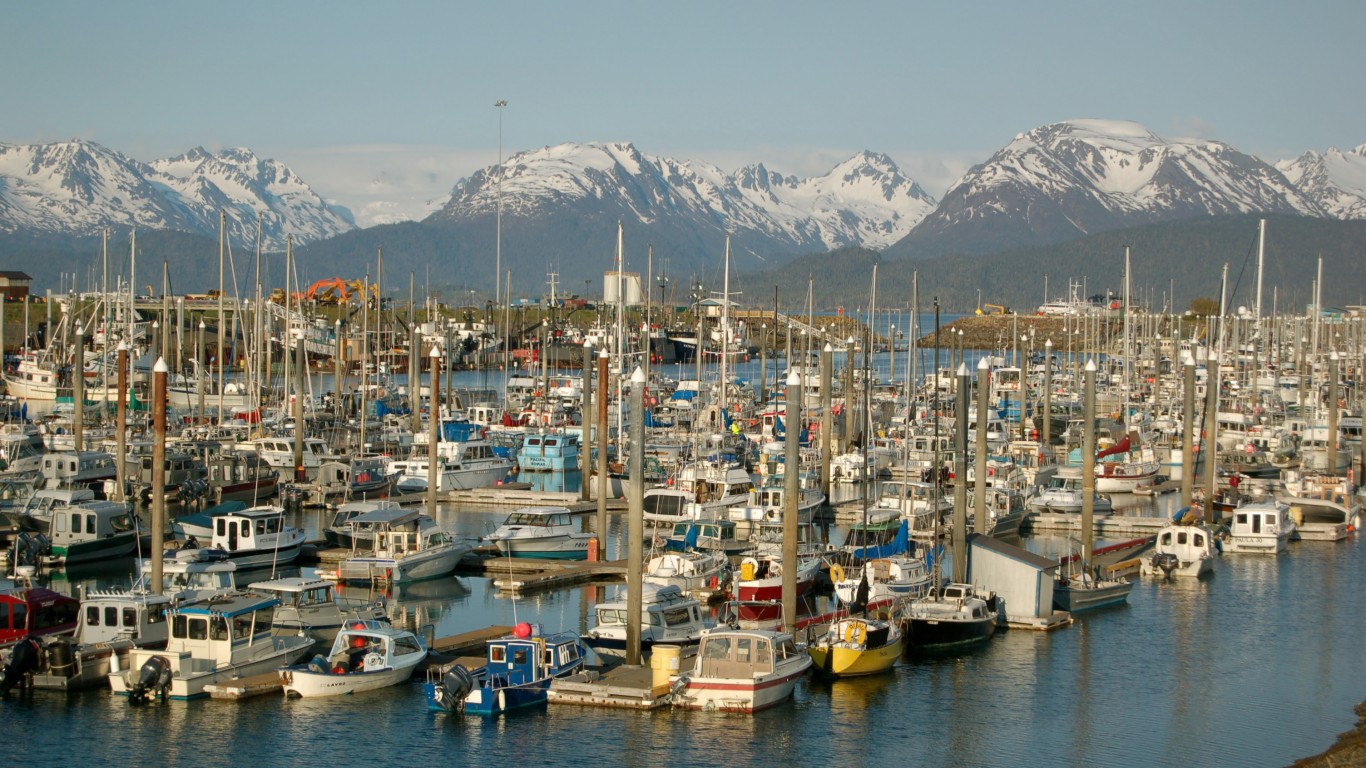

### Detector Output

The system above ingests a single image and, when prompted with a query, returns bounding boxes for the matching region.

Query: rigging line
[1226,225,1261,309]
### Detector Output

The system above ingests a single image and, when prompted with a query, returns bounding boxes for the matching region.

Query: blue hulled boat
[424,623,584,715]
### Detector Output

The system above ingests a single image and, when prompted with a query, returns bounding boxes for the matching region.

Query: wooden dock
[1026,512,1172,536]
[488,558,628,593]
[549,664,671,710]
[429,625,513,656]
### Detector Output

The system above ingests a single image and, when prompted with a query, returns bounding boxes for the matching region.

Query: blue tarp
[848,520,910,561]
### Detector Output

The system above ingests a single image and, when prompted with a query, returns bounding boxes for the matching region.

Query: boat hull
[1052,579,1133,612]
[279,659,422,698]
[671,663,810,712]
[808,638,903,677]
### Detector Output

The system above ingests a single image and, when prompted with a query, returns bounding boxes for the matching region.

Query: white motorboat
[195,505,306,569]
[136,549,238,604]
[336,506,478,584]
[486,506,594,560]
[31,588,173,691]
[582,584,713,662]
[1224,500,1296,554]
[1141,512,1218,578]
[278,621,427,698]
[1028,469,1114,515]
[1281,495,1361,542]
[247,576,388,642]
[109,592,314,701]
[669,628,811,712]
[643,550,729,594]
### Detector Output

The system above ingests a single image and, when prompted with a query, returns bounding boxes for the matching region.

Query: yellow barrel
[651,644,683,691]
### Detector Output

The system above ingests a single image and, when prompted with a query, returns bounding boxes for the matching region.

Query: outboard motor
[13,532,50,567]
[129,656,173,704]
[0,637,42,694]
[1152,552,1180,578]
[431,665,476,712]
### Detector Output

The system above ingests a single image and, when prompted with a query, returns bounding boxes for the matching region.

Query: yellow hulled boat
[807,616,903,678]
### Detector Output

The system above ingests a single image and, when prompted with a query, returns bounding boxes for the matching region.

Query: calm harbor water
[10,347,1364,766]
[6,491,1364,768]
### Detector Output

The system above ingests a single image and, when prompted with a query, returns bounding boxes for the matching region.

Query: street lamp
[494,99,508,306]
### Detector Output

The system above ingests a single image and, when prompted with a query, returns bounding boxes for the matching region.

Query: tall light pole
[494,99,508,306]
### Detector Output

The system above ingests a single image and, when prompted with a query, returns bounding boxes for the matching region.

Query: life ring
[363,651,384,670]
[829,563,845,584]
[845,623,867,646]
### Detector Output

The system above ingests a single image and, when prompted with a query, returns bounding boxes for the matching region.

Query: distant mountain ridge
[0,139,353,250]
[885,120,1328,259]
[427,141,936,251]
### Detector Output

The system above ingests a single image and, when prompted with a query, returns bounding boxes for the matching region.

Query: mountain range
[1,121,1364,305]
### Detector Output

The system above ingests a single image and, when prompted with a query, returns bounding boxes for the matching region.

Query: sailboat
[1052,359,1133,613]
[807,614,904,678]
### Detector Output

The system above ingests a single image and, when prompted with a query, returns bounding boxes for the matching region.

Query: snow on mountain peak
[0,139,353,248]
[431,142,936,250]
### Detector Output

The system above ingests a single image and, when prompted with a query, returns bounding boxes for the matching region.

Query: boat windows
[513,649,528,664]
[86,606,100,626]
[1193,533,1205,547]
[104,606,119,627]
[124,607,139,627]
[735,637,752,663]
[490,646,506,663]
[9,604,24,630]
[35,602,77,630]
[210,617,230,641]
[394,636,422,656]
[662,607,692,627]
[1177,532,1188,545]
[774,638,798,660]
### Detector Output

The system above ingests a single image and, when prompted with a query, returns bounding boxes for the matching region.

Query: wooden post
[150,357,168,595]
[73,327,84,452]
[974,356,989,534]
[428,346,441,515]
[952,363,969,583]
[115,343,129,503]
[1203,351,1219,525]
[1083,358,1097,568]
[626,366,645,665]
[581,342,593,503]
[782,369,800,631]
[820,343,832,500]
[596,349,610,548]
[1181,354,1196,508]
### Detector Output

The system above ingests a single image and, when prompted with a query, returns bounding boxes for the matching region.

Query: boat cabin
[0,587,80,648]
[696,630,797,679]
[76,589,172,646]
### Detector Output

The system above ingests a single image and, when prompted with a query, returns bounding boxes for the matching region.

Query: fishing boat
[335,506,478,584]
[203,448,280,504]
[582,584,712,662]
[807,615,903,678]
[247,576,388,642]
[322,499,404,548]
[193,505,306,569]
[1052,567,1134,612]
[668,627,811,712]
[1027,469,1114,515]
[424,622,585,715]
[0,583,79,650]
[516,431,580,472]
[734,552,822,603]
[643,549,729,594]
[661,518,750,556]
[1224,500,1296,554]
[30,589,173,691]
[1281,495,1361,542]
[278,621,426,698]
[897,583,999,652]
[40,498,141,566]
[108,592,315,701]
[485,506,593,560]
[1140,509,1217,578]
[135,548,238,604]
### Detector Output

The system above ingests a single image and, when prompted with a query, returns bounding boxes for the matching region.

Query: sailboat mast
[720,234,730,419]
[217,209,226,422]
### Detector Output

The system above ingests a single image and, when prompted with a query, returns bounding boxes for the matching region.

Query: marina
[3,288,1366,765]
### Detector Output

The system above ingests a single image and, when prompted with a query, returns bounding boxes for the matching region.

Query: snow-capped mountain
[1276,144,1366,220]
[427,142,935,251]
[0,139,353,249]
[888,120,1322,258]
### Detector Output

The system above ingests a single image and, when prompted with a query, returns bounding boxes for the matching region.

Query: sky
[4,0,1364,227]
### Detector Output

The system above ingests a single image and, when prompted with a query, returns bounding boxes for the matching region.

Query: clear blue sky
[4,0,1362,223]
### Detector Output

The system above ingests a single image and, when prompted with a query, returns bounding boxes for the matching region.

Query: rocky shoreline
[1291,702,1366,767]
